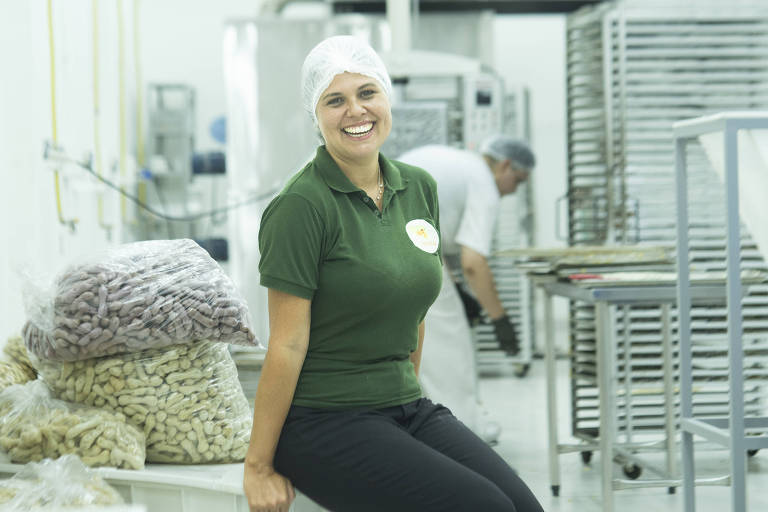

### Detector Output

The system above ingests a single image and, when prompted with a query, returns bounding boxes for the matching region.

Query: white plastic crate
[0,462,325,512]
[29,507,147,512]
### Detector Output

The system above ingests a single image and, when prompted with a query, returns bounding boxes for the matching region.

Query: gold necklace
[375,167,384,203]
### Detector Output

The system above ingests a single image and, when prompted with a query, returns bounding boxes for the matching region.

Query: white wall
[1,0,123,339]
[139,0,258,151]
[492,14,571,347]
[493,14,568,249]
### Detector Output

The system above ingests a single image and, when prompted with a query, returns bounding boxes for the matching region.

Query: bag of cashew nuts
[0,381,145,469]
[22,238,259,362]
[35,340,252,464]
[0,361,35,392]
[0,454,125,510]
[3,334,37,379]
[1,334,38,392]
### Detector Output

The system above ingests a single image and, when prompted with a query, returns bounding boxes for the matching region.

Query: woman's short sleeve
[258,193,324,299]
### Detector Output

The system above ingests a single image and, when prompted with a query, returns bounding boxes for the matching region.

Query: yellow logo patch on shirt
[405,219,439,254]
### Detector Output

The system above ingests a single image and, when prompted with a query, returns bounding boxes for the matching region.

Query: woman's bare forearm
[245,343,306,471]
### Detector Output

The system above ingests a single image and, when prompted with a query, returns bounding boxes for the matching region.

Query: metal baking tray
[562,269,768,287]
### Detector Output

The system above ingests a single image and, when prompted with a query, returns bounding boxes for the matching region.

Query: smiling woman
[242,35,544,512]
[299,36,395,206]
[315,73,392,189]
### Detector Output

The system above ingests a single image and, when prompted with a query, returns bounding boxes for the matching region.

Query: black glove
[492,315,520,356]
[455,283,483,326]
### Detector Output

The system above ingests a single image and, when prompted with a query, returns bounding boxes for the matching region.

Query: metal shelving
[566,0,768,448]
[477,86,536,374]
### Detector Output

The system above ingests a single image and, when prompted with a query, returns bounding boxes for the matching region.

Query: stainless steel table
[533,276,736,512]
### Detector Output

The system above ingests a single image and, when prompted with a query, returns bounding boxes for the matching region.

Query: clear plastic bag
[0,454,123,509]
[22,239,259,362]
[0,361,35,392]
[0,381,145,469]
[3,334,37,380]
[35,341,251,464]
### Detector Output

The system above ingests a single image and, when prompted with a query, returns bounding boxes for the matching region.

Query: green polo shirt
[258,145,442,409]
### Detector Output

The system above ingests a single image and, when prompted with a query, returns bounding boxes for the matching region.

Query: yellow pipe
[93,0,111,233]
[48,0,78,229]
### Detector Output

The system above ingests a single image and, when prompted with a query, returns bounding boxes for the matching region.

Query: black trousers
[274,398,544,512]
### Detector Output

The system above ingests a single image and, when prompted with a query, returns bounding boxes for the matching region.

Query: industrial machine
[139,84,229,261]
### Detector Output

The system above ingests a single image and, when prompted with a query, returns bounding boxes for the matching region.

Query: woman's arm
[243,288,311,512]
[410,321,425,377]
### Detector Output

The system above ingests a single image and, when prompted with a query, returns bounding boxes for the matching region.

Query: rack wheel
[580,451,593,464]
[514,364,530,378]
[748,449,759,457]
[668,487,676,495]
[551,485,560,497]
[622,464,642,480]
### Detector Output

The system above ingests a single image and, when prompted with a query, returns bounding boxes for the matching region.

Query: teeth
[343,123,373,136]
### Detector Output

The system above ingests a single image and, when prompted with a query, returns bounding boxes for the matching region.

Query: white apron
[419,265,480,432]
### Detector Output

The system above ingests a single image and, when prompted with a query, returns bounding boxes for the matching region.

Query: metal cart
[565,0,768,456]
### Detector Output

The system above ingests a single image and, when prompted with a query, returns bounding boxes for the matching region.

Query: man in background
[398,135,535,443]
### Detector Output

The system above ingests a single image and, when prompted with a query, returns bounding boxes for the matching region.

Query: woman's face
[315,72,392,164]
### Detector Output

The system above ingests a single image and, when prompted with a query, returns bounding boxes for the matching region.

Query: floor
[481,359,768,512]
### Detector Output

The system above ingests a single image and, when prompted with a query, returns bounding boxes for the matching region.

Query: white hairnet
[301,35,393,124]
[479,135,536,171]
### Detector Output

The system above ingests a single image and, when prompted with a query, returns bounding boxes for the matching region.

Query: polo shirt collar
[315,145,408,194]
[315,146,358,193]
[380,153,407,192]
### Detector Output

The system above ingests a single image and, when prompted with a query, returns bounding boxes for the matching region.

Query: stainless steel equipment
[139,84,196,241]
[381,52,503,154]
[382,101,450,157]
[147,84,195,180]
[566,0,768,484]
[485,86,535,374]
[137,84,228,252]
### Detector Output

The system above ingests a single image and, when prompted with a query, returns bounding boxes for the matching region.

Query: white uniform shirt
[397,145,500,260]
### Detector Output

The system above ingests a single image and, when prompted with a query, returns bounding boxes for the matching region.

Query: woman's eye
[327,97,343,106]
[360,89,376,98]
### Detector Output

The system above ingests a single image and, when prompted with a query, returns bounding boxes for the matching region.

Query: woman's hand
[244,462,296,512]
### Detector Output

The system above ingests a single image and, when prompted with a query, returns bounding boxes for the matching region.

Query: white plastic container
[0,462,325,512]
[31,507,147,512]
